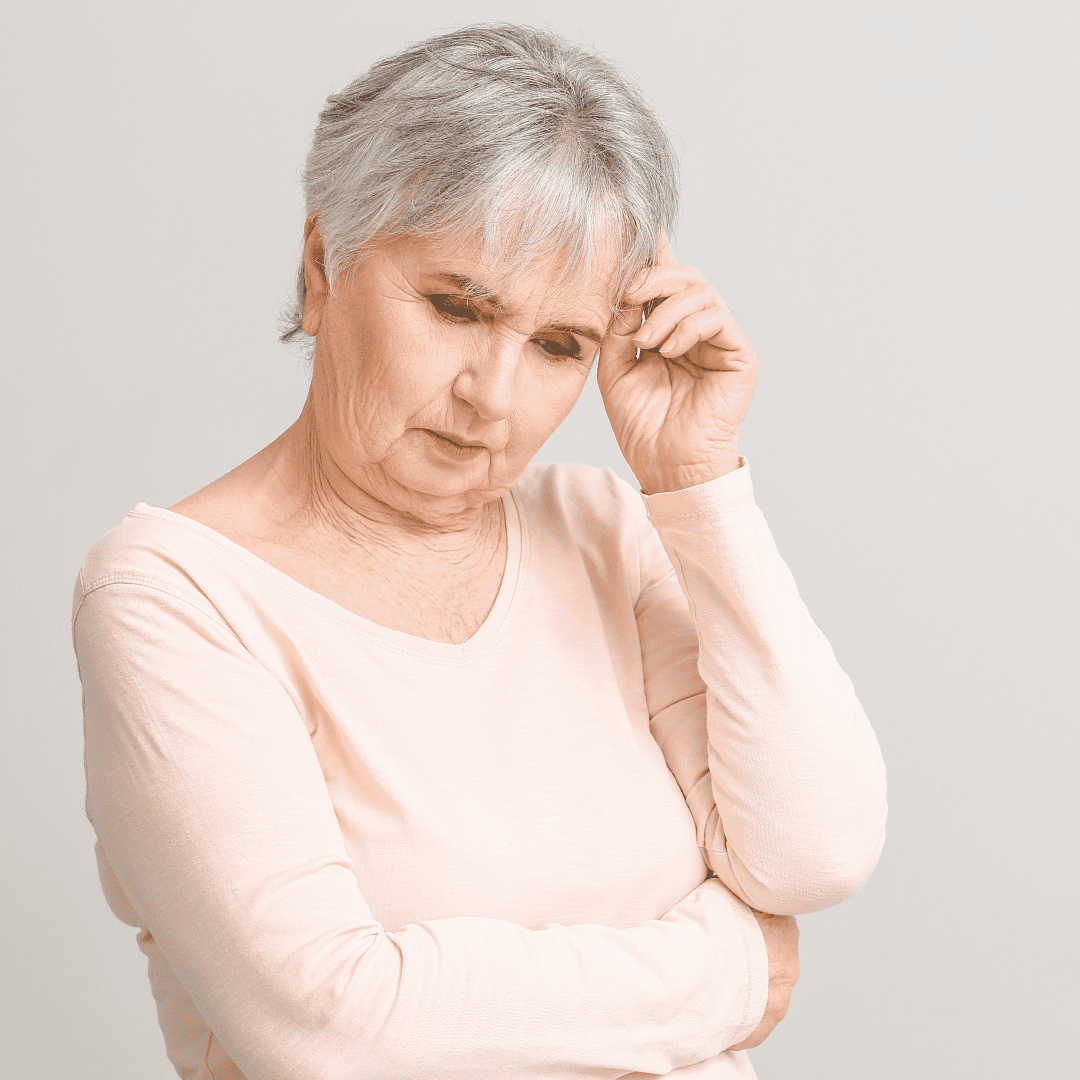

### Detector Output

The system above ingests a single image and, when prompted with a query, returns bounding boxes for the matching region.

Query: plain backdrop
[2,1,1077,1077]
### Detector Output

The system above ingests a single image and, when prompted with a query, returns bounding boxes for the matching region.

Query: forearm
[641,463,887,914]
[332,879,767,1079]
[97,831,766,1079]
[78,581,768,1079]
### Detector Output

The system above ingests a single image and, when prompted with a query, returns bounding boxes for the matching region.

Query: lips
[426,429,489,450]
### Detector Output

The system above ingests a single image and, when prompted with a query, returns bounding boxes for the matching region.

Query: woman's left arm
[632,462,887,915]
[598,234,887,915]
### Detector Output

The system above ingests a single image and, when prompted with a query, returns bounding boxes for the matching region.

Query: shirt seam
[203,1031,221,1080]
[74,574,236,635]
[645,491,755,527]
[634,565,678,611]
[725,888,761,1046]
[671,548,699,627]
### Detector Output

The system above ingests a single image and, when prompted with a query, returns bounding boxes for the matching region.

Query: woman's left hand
[596,232,757,495]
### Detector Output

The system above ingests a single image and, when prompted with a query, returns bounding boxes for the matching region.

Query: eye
[428,294,481,323]
[534,337,584,361]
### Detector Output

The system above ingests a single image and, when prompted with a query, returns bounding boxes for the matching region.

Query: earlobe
[301,214,328,338]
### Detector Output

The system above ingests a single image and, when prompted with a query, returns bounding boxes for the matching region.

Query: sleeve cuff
[724,891,770,1049]
[639,457,754,527]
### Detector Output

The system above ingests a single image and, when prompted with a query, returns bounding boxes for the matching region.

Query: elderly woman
[72,22,886,1080]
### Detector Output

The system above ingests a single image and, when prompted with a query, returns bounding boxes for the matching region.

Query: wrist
[637,451,742,495]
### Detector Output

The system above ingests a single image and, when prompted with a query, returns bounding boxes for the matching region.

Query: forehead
[396,232,620,320]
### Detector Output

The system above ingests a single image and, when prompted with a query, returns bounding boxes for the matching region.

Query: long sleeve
[634,460,887,915]
[73,577,768,1080]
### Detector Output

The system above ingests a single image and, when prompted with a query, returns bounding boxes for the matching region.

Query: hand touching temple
[72,22,886,1080]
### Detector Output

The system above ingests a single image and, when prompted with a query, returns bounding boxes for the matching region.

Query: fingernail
[633,330,652,346]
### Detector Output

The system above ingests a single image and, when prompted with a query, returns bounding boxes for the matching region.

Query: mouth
[424,429,489,451]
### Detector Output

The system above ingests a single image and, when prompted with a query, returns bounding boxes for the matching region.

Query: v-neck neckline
[126,488,527,665]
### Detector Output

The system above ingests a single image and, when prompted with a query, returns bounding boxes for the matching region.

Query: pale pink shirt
[72,459,887,1080]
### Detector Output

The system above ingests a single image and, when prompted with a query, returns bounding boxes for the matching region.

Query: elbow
[718,822,887,916]
[788,840,885,914]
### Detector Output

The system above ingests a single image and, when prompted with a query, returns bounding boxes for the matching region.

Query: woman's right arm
[73,579,767,1080]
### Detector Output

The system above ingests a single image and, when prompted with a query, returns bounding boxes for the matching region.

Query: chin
[381,455,491,505]
[377,436,524,509]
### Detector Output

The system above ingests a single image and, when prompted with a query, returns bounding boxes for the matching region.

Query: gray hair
[280,22,680,350]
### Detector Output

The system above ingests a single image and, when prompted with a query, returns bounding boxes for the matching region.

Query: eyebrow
[431,272,605,345]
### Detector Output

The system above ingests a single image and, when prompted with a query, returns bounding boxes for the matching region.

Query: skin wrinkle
[299,377,506,574]
[170,214,757,642]
[162,223,629,646]
[288,225,620,567]
[429,273,606,347]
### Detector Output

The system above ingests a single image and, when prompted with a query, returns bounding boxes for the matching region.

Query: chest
[168,478,510,644]
[297,623,703,932]
[281,539,508,645]
[200,517,507,646]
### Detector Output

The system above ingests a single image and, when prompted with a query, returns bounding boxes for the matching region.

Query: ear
[301,214,329,338]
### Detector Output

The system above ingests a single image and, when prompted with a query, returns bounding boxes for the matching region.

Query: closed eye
[534,337,583,360]
[428,294,585,362]
[428,293,481,322]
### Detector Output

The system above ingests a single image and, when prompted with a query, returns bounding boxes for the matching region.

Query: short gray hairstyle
[280,22,680,349]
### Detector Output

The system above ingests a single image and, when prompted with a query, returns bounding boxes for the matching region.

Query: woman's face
[301,224,617,526]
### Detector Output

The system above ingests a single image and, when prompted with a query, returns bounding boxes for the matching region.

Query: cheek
[325,313,452,438]
[512,363,591,443]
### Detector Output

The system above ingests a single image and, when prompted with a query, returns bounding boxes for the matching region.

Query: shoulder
[513,461,678,600]
[72,503,236,631]
[513,460,645,526]
[512,461,664,593]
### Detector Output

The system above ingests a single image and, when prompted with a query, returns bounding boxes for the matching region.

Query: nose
[451,330,523,423]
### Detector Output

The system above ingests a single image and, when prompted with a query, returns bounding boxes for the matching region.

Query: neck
[255,399,503,561]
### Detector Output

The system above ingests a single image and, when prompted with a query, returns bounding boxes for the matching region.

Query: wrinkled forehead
[366,166,651,318]
[428,180,640,306]
[401,222,627,321]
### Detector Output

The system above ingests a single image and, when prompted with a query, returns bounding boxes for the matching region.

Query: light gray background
[3,1,1077,1077]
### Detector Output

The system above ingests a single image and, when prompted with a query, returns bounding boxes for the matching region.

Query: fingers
[624,263,706,307]
[608,297,645,339]
[596,298,646,388]
[630,283,754,367]
[612,234,753,370]
[632,282,719,354]
[622,264,715,353]
[654,309,733,365]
